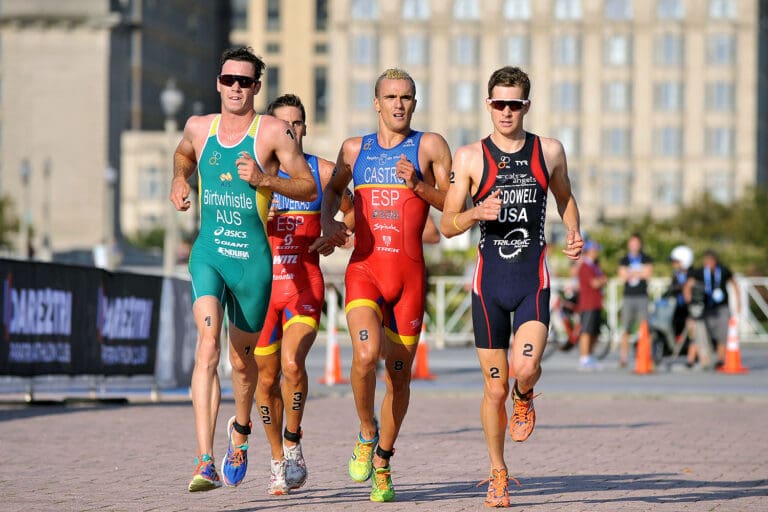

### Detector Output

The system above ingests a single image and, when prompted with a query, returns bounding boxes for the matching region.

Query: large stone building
[0,0,228,260]
[236,0,766,235]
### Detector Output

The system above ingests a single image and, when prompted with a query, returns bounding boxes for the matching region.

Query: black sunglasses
[218,74,257,88]
[486,98,530,111]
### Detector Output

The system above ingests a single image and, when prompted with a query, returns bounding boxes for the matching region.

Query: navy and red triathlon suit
[345,131,428,346]
[471,132,551,350]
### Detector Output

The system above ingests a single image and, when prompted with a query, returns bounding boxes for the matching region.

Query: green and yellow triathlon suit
[189,114,272,333]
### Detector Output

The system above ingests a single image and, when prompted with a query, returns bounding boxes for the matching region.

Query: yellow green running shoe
[370,466,395,502]
[188,453,222,492]
[348,432,377,482]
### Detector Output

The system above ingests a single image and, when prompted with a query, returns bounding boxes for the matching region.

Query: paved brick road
[2,347,768,511]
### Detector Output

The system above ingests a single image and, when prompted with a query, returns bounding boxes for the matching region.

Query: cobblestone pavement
[1,348,767,511]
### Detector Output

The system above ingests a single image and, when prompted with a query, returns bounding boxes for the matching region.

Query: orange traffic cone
[718,317,749,374]
[318,327,349,385]
[412,324,436,380]
[634,320,654,375]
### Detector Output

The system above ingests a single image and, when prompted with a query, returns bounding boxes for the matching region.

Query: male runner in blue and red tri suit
[440,66,583,508]
[321,68,452,502]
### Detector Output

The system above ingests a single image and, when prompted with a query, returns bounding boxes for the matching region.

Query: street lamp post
[19,159,31,259]
[40,158,53,262]
[160,79,184,276]
[103,164,118,270]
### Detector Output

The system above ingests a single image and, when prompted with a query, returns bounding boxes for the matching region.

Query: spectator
[666,245,696,367]
[577,241,608,370]
[684,249,741,370]
[617,233,654,368]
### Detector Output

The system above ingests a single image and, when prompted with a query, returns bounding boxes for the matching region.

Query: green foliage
[579,188,768,276]
[127,227,166,250]
[0,195,20,249]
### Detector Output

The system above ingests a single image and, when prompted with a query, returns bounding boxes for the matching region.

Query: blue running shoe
[188,453,222,492]
[221,416,249,487]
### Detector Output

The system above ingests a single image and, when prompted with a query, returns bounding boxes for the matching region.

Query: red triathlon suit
[345,131,428,346]
[256,154,324,355]
[471,132,551,350]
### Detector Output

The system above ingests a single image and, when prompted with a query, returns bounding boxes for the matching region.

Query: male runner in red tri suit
[321,68,451,502]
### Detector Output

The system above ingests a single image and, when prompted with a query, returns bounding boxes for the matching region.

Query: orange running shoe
[509,382,536,442]
[477,468,521,508]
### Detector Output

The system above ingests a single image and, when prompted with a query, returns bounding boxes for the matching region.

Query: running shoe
[268,458,289,495]
[221,416,249,487]
[509,382,536,442]
[348,432,378,483]
[284,442,308,489]
[369,466,395,502]
[477,468,521,508]
[188,453,222,492]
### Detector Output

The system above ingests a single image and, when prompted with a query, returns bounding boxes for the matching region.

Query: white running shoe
[284,442,308,489]
[268,458,289,495]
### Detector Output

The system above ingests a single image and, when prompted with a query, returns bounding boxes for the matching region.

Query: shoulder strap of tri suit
[247,114,261,138]
[207,115,221,138]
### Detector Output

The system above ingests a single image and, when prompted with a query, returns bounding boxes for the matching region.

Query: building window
[705,81,735,112]
[140,166,163,199]
[230,0,248,31]
[709,0,737,19]
[604,34,632,66]
[603,170,632,206]
[655,33,684,66]
[554,0,582,20]
[553,34,581,66]
[602,127,632,156]
[452,35,479,66]
[350,34,379,66]
[414,79,430,110]
[605,0,633,20]
[453,0,480,20]
[316,0,329,31]
[401,35,429,66]
[314,43,328,54]
[553,126,580,157]
[552,81,581,112]
[450,126,477,149]
[352,0,379,20]
[705,170,734,203]
[402,0,430,19]
[266,42,280,53]
[352,81,370,111]
[314,66,328,123]
[265,66,280,104]
[603,81,632,112]
[503,35,530,65]
[503,0,531,19]
[266,0,280,31]
[705,127,734,157]
[657,0,684,19]
[707,34,737,65]
[654,126,683,156]
[453,81,478,112]
[654,170,682,206]
[654,81,684,111]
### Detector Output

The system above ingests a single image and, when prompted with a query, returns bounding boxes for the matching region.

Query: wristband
[452,213,462,231]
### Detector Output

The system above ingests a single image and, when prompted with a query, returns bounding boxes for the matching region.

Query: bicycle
[543,289,612,361]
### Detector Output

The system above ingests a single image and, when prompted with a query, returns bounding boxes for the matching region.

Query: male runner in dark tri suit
[440,66,583,508]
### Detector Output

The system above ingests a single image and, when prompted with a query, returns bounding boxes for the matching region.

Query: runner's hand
[309,236,336,256]
[169,176,191,211]
[562,229,583,260]
[396,154,419,189]
[321,219,352,248]
[236,151,266,186]
[473,188,502,221]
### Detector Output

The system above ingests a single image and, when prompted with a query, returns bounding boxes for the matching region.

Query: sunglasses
[218,74,257,88]
[486,98,530,111]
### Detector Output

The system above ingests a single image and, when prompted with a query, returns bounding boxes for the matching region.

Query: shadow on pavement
[219,473,768,509]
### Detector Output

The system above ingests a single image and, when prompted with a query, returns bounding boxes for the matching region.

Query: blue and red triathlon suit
[255,154,325,355]
[471,132,551,350]
[345,131,428,346]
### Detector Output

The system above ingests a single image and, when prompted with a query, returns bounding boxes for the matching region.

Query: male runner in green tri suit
[169,47,316,492]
